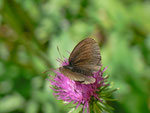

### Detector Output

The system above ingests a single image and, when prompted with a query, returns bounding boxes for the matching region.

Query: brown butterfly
[59,38,101,84]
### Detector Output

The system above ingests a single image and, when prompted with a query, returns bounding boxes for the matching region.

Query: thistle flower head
[48,59,116,113]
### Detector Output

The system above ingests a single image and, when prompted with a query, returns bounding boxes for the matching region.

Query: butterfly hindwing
[59,67,95,84]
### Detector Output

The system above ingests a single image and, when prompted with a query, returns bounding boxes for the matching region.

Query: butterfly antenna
[57,46,63,61]
[43,68,58,74]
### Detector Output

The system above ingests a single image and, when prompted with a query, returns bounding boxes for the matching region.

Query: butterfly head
[59,67,63,72]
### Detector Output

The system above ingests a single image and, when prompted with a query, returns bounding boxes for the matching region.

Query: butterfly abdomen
[63,65,92,76]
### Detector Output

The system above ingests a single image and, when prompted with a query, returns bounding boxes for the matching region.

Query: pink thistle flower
[48,58,113,113]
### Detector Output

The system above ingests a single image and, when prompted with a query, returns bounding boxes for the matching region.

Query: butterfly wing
[59,67,95,84]
[69,38,101,74]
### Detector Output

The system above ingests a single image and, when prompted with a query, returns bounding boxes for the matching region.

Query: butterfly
[59,38,101,84]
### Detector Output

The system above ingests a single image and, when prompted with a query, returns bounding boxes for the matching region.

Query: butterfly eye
[69,61,73,66]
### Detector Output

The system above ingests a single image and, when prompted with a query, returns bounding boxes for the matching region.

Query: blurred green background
[0,0,150,113]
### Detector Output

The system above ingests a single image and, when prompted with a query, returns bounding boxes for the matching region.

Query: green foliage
[0,0,150,113]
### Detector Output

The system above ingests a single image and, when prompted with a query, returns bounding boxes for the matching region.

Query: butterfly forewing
[69,38,101,73]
